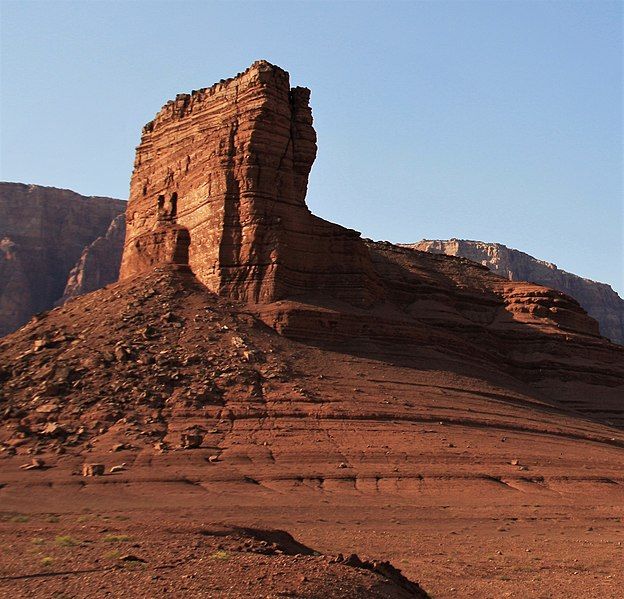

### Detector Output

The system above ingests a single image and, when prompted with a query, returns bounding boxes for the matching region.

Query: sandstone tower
[120,60,382,306]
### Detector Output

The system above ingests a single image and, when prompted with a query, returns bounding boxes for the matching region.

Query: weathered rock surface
[59,213,126,304]
[411,239,624,345]
[120,60,382,307]
[0,183,125,336]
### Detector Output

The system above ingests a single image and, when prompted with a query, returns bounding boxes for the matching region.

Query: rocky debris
[0,267,294,453]
[82,463,105,476]
[411,239,624,345]
[331,552,428,597]
[119,60,382,308]
[109,463,126,473]
[19,457,45,470]
[0,182,125,336]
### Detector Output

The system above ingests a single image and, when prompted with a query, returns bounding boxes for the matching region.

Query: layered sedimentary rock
[120,60,382,307]
[0,183,125,336]
[59,213,126,303]
[411,239,624,344]
[115,61,622,423]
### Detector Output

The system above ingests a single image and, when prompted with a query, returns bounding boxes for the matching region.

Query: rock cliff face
[59,213,126,304]
[411,239,624,345]
[120,60,382,307]
[0,183,125,336]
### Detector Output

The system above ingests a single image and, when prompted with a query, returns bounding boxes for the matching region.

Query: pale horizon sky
[1,0,622,294]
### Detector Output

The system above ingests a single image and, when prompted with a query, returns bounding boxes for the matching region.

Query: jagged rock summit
[120,59,380,307]
[412,239,624,345]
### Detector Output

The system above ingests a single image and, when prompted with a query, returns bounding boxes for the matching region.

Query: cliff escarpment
[0,183,125,336]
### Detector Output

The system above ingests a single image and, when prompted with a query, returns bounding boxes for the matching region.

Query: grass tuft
[9,514,29,523]
[55,535,79,547]
[103,534,130,543]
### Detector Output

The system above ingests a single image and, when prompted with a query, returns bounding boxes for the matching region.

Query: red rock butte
[120,60,381,307]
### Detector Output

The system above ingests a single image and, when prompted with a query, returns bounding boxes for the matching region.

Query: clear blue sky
[1,0,622,293]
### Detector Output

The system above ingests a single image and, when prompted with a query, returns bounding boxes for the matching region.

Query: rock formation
[120,60,382,307]
[0,183,125,336]
[113,61,623,422]
[59,213,126,304]
[411,239,624,345]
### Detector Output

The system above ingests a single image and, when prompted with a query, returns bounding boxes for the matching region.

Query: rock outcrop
[0,183,125,336]
[411,239,624,345]
[119,60,382,307]
[59,213,126,304]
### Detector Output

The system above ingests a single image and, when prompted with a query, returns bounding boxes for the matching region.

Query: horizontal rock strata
[120,60,382,307]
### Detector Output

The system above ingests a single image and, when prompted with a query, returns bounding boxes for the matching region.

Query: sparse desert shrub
[102,534,130,543]
[9,514,29,523]
[55,535,79,547]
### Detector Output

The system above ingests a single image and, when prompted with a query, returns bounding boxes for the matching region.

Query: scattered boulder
[180,433,203,449]
[82,463,105,476]
[19,458,45,470]
[40,422,67,438]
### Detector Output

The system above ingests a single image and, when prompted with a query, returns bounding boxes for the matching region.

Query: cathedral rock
[120,60,382,307]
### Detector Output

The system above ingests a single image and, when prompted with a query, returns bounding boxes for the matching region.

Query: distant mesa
[411,239,624,345]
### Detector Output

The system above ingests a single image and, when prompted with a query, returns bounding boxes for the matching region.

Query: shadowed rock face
[411,239,624,345]
[0,183,125,336]
[119,60,382,307]
[58,213,127,304]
